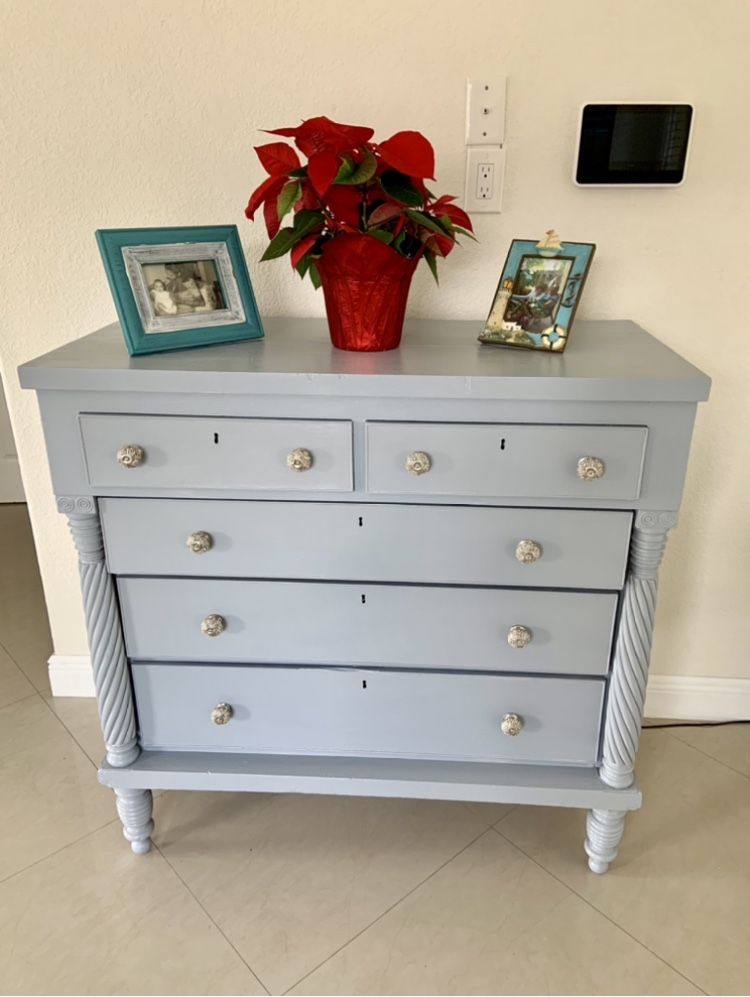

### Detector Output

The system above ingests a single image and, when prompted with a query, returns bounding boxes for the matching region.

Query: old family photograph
[143,260,226,317]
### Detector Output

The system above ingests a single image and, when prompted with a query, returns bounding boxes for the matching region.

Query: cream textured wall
[1,0,747,680]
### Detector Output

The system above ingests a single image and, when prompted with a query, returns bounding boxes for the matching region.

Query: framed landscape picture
[479,233,595,352]
[96,225,264,355]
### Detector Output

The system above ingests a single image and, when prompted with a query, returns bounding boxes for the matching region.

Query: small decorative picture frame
[478,232,595,352]
[96,225,264,355]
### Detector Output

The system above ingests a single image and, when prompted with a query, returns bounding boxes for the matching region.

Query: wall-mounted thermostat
[574,102,693,187]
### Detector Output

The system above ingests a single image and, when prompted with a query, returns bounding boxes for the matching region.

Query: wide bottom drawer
[132,664,605,766]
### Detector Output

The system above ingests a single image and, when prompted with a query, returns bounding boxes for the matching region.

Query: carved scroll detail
[65,508,138,767]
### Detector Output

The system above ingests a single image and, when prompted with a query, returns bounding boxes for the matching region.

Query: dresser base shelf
[99,751,642,809]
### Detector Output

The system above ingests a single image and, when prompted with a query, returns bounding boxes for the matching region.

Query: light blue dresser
[20,318,710,872]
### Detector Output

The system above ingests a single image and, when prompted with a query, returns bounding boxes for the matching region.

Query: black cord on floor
[643,719,750,729]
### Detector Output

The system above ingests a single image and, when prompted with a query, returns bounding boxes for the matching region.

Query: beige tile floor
[0,502,749,995]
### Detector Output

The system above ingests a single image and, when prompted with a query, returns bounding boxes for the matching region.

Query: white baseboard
[48,655,96,697]
[48,655,750,722]
[643,675,750,721]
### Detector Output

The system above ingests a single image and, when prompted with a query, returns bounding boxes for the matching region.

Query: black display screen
[576,104,693,184]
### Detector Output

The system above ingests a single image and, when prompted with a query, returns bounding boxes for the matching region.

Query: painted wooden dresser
[20,318,710,872]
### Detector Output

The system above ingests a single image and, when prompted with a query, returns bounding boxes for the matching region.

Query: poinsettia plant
[245,116,474,286]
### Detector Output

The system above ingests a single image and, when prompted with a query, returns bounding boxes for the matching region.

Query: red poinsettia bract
[245,115,474,286]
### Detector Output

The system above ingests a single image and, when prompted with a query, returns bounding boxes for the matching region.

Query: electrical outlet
[464,146,504,214]
[465,77,506,145]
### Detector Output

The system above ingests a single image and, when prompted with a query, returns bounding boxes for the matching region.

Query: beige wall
[0,0,747,678]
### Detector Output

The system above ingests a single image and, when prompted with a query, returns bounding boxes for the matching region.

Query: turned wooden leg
[115,788,154,854]
[584,809,626,874]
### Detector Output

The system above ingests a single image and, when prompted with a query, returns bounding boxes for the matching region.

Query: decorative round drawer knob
[116,444,145,468]
[186,531,213,555]
[507,624,532,649]
[201,614,226,637]
[515,539,542,564]
[287,448,313,472]
[577,456,606,481]
[211,703,234,725]
[501,712,524,737]
[405,451,432,476]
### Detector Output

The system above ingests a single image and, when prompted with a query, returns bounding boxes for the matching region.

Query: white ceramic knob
[515,539,542,564]
[186,531,213,554]
[405,451,432,476]
[577,456,605,481]
[287,448,313,471]
[501,713,524,736]
[211,703,234,725]
[201,614,226,637]
[116,444,145,468]
[507,625,532,649]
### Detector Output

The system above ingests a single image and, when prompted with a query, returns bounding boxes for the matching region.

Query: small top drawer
[366,422,647,500]
[79,414,353,492]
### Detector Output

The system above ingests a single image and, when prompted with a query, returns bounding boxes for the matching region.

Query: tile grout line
[488,824,708,996]
[662,727,750,783]
[36,692,102,773]
[0,689,38,711]
[281,825,494,996]
[0,634,53,698]
[0,816,121,888]
[153,842,272,996]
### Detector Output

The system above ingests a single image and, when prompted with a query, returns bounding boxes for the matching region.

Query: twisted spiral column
[600,512,675,789]
[584,809,626,874]
[65,504,138,767]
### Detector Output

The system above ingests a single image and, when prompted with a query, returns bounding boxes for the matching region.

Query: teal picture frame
[479,238,595,352]
[96,225,264,356]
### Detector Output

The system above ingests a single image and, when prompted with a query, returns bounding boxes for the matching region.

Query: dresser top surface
[19,317,710,402]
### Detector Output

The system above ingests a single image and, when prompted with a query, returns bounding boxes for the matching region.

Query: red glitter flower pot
[316,234,418,352]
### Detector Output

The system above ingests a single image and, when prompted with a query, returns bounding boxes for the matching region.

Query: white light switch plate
[464,146,504,214]
[466,77,506,145]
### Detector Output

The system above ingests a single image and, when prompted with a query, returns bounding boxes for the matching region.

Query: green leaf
[333,156,356,184]
[309,260,322,289]
[287,167,307,178]
[368,229,394,245]
[337,149,377,185]
[261,227,302,261]
[452,225,478,241]
[277,181,301,220]
[406,209,452,238]
[260,210,324,261]
[424,249,439,284]
[295,255,312,279]
[293,209,324,233]
[380,171,423,207]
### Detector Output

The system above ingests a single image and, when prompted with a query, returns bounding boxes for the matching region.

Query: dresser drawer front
[80,414,353,492]
[119,578,617,676]
[132,663,604,765]
[366,422,647,499]
[102,499,631,589]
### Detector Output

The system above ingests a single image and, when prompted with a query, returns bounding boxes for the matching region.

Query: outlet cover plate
[466,77,506,145]
[464,146,504,214]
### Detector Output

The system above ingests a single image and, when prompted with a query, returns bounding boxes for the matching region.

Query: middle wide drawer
[101,499,632,590]
[118,578,618,676]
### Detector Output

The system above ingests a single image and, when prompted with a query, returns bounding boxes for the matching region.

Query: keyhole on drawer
[362,680,367,689]
[213,432,219,444]
[361,593,366,604]
[358,516,363,527]
[500,438,506,451]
